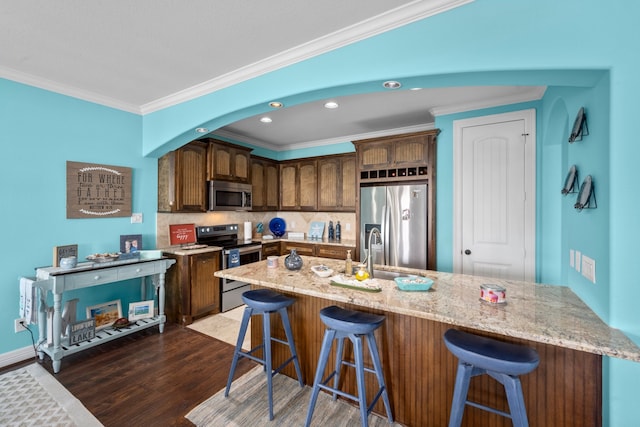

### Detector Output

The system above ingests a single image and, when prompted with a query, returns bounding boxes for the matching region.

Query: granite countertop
[214,255,640,362]
[161,246,222,256]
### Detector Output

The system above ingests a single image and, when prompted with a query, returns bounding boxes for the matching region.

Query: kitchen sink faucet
[365,227,382,278]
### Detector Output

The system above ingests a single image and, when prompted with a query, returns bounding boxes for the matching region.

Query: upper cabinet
[280,159,318,211]
[205,139,252,183]
[317,154,356,212]
[353,130,439,183]
[250,156,279,211]
[158,141,208,213]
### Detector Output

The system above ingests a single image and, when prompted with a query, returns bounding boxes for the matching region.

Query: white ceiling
[0,0,544,150]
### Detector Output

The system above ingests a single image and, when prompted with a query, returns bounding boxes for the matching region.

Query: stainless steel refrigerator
[360,184,428,269]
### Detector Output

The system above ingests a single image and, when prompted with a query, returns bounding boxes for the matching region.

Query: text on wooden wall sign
[67,161,132,218]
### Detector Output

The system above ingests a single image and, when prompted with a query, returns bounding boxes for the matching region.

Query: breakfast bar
[215,256,640,426]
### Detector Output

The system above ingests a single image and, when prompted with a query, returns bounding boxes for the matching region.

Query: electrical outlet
[14,318,27,333]
[345,223,351,231]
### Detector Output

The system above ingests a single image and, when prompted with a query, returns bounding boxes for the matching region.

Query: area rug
[187,307,250,350]
[186,365,403,426]
[0,363,102,427]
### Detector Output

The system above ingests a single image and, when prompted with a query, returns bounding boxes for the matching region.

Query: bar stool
[443,329,540,427]
[305,305,393,427]
[225,288,303,420]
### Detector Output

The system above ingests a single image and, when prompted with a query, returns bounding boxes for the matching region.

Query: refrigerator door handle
[382,203,389,265]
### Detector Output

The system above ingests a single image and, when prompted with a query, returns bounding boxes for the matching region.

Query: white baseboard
[0,345,35,368]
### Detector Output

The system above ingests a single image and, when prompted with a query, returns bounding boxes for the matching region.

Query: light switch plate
[575,251,582,272]
[131,213,143,224]
[582,255,596,283]
[570,249,575,268]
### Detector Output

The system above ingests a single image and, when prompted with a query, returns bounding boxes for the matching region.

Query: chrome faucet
[366,227,382,277]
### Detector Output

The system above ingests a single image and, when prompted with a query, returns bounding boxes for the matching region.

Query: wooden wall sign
[67,161,132,218]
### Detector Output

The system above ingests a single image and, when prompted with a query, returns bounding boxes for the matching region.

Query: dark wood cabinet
[317,154,356,212]
[262,241,280,258]
[316,244,352,260]
[206,139,252,183]
[157,141,208,212]
[251,156,279,211]
[278,241,354,260]
[164,250,220,325]
[280,241,316,256]
[280,160,317,211]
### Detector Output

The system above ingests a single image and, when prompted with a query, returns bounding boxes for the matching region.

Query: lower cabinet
[262,241,280,258]
[164,251,220,325]
[279,241,355,260]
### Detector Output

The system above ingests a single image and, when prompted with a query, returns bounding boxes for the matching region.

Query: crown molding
[2,0,473,115]
[140,0,474,114]
[0,66,142,114]
[429,86,547,117]
[214,122,436,152]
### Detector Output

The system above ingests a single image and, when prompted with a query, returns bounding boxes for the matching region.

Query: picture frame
[120,234,142,253]
[53,244,78,267]
[86,300,122,330]
[128,300,155,321]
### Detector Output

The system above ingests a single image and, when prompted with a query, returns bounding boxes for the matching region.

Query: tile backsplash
[156,211,356,248]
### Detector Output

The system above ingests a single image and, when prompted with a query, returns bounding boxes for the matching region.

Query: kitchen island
[215,256,640,426]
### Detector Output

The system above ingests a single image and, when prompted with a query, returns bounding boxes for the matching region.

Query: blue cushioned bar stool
[305,305,393,427]
[225,289,303,420]
[443,329,540,427]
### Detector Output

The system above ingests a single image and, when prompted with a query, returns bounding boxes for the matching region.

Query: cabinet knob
[94,275,100,280]
[136,268,142,273]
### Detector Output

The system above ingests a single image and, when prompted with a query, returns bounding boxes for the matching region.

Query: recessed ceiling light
[383,80,402,89]
[269,101,284,108]
[324,101,339,109]
[409,87,422,91]
[195,127,209,133]
[260,117,272,123]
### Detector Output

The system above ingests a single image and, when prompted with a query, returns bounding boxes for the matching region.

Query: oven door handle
[223,245,262,255]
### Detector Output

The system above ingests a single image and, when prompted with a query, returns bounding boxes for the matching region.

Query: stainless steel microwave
[208,181,252,211]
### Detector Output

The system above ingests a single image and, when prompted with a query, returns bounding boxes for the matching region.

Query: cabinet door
[189,252,220,316]
[265,162,279,210]
[298,160,317,210]
[358,141,392,170]
[233,149,250,183]
[157,142,207,212]
[280,163,297,210]
[317,155,356,212]
[208,140,252,182]
[393,134,429,166]
[250,160,265,209]
[281,241,315,256]
[176,142,208,212]
[262,242,280,258]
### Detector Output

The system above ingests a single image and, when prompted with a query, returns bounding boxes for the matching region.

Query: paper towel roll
[244,221,252,241]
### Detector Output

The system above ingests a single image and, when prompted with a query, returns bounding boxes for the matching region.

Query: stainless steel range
[196,224,262,312]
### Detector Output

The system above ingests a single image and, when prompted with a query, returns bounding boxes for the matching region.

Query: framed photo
[120,234,142,253]
[86,300,122,330]
[128,300,155,321]
[53,244,78,267]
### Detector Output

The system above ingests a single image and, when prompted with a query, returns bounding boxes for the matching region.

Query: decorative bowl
[394,276,434,291]
[311,265,334,277]
[87,252,121,263]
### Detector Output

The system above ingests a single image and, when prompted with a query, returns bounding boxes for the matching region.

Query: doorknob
[464,249,471,255]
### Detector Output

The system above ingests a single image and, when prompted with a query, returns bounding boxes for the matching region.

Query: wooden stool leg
[225,306,252,397]
[305,329,336,427]
[449,361,474,427]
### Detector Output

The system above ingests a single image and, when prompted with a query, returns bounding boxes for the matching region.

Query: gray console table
[33,257,176,373]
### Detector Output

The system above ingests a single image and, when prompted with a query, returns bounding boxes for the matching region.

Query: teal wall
[1,79,158,355]
[3,0,640,425]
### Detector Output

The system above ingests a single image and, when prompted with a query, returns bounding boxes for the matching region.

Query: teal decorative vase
[284,249,303,270]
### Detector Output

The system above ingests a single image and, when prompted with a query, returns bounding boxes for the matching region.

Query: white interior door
[453,109,536,281]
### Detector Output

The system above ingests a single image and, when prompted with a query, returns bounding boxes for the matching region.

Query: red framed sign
[169,223,197,246]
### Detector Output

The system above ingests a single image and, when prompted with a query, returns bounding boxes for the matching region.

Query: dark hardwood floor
[2,324,256,427]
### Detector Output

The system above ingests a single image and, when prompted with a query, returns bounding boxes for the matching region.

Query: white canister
[244,221,252,241]
[60,256,77,270]
[267,256,278,268]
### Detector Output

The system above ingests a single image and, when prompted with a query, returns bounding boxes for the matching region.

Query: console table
[33,257,176,373]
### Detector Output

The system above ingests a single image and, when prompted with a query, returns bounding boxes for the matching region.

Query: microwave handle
[242,192,247,207]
